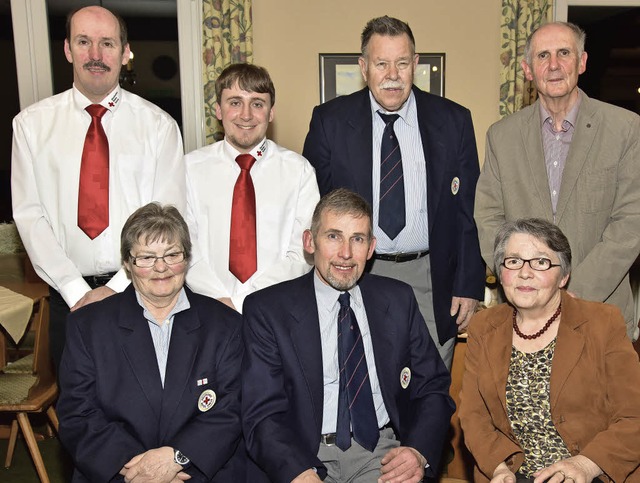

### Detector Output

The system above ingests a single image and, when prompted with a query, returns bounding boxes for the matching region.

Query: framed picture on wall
[319,53,445,103]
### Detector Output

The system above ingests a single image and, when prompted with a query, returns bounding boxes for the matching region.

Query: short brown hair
[310,188,373,239]
[361,16,416,57]
[215,63,275,106]
[120,203,192,270]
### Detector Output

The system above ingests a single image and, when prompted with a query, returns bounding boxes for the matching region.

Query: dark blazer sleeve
[58,304,147,482]
[303,103,334,196]
[241,293,325,482]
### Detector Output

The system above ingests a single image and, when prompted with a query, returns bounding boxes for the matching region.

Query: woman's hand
[533,455,603,483]
[491,462,517,483]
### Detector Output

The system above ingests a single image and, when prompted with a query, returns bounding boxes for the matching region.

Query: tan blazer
[474,93,640,340]
[459,292,640,482]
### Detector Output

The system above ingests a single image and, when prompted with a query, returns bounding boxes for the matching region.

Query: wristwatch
[173,449,191,469]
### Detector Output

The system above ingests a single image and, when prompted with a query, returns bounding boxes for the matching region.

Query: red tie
[229,154,257,283]
[78,104,109,239]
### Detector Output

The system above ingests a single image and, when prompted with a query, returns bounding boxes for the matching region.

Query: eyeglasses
[501,257,561,271]
[130,251,185,268]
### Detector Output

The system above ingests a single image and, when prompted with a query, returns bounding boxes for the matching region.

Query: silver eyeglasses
[501,257,561,271]
[130,251,185,268]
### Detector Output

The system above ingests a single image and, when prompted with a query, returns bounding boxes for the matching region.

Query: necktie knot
[338,292,350,309]
[377,112,400,127]
[236,153,256,171]
[86,104,108,119]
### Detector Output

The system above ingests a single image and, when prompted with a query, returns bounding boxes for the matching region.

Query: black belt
[320,423,394,446]
[83,272,117,288]
[375,250,429,263]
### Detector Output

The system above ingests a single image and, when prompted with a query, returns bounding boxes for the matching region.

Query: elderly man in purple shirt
[474,21,640,341]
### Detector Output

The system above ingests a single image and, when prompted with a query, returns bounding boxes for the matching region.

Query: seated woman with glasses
[58,202,244,482]
[459,218,640,483]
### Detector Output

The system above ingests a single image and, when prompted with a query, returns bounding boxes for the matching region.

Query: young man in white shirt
[185,63,319,312]
[11,6,184,370]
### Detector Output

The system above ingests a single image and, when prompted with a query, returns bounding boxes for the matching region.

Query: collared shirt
[11,85,185,307]
[185,138,319,311]
[136,288,191,387]
[369,90,429,253]
[540,92,581,217]
[314,271,390,434]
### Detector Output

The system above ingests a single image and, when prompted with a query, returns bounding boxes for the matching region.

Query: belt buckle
[320,433,337,446]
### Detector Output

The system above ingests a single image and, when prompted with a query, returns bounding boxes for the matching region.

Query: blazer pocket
[578,166,616,214]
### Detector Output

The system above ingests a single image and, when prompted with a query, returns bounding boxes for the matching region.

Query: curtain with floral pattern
[499,0,553,117]
[202,0,253,144]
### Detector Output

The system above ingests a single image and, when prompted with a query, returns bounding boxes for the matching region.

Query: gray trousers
[369,255,455,370]
[319,427,400,482]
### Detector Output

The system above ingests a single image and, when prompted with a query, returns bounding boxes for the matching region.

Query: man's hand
[450,296,478,331]
[533,455,602,483]
[71,286,116,311]
[490,462,517,483]
[378,446,426,483]
[291,468,322,482]
[119,447,190,483]
[217,297,237,311]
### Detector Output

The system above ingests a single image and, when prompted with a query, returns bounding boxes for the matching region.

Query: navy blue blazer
[302,86,485,344]
[58,285,244,482]
[242,271,455,482]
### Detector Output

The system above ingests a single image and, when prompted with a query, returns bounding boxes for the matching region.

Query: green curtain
[499,0,553,117]
[202,0,253,145]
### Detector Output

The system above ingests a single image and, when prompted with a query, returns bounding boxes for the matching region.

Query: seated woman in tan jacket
[459,218,640,483]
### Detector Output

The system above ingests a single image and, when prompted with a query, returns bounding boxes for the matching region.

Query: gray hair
[310,188,373,240]
[523,21,586,66]
[120,203,192,269]
[360,16,416,58]
[493,218,572,280]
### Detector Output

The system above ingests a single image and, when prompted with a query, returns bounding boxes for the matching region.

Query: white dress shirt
[185,138,319,311]
[11,85,185,308]
[314,272,390,434]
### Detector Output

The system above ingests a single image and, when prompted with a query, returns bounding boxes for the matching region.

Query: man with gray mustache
[303,16,485,369]
[11,5,185,372]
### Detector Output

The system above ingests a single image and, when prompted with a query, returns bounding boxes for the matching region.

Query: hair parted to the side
[120,202,192,270]
[310,188,373,239]
[360,16,415,57]
[493,218,572,281]
[215,63,276,106]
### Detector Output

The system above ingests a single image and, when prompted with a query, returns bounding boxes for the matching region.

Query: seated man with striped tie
[242,188,454,483]
[185,63,319,312]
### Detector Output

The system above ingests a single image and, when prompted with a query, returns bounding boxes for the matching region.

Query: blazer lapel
[555,94,599,224]
[288,272,325,434]
[346,88,374,204]
[485,307,514,416]
[522,103,555,219]
[118,286,164,421]
[550,292,585,410]
[158,303,201,441]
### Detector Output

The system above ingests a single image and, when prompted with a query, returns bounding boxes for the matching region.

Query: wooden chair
[0,296,59,483]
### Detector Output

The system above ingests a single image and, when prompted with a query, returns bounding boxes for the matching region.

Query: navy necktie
[336,292,379,452]
[377,112,405,240]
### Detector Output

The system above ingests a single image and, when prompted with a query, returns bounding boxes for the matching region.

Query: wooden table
[0,286,34,368]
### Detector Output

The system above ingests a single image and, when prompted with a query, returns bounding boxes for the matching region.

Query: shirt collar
[136,287,191,326]
[223,137,269,165]
[539,89,582,132]
[368,89,416,126]
[73,84,123,114]
[313,270,364,313]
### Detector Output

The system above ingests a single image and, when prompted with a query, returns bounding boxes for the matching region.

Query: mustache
[379,80,404,89]
[83,60,111,71]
